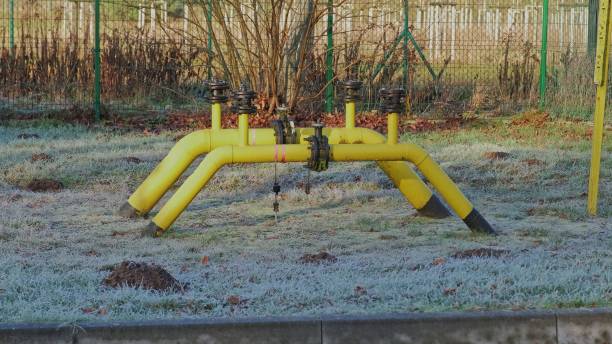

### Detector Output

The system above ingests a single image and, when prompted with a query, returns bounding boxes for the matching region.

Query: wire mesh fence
[0,0,601,120]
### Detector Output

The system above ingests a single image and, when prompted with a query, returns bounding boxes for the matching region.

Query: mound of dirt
[17,133,40,139]
[30,153,53,162]
[26,179,63,192]
[103,261,186,292]
[452,248,510,259]
[299,252,337,264]
[522,158,544,166]
[483,151,511,160]
[122,156,143,164]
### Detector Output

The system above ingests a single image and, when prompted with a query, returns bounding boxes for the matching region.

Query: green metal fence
[0,0,601,120]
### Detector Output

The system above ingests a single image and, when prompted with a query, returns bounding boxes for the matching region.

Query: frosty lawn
[0,115,610,322]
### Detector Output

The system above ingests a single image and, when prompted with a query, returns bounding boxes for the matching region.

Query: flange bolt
[232,83,257,114]
[379,87,405,114]
[342,79,363,102]
[206,79,229,103]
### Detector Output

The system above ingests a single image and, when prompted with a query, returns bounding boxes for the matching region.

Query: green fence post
[93,0,101,121]
[8,0,14,52]
[207,0,213,80]
[325,0,334,113]
[588,0,599,55]
[539,0,549,108]
[402,0,409,89]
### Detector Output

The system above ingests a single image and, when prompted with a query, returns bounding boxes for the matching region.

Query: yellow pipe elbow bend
[149,146,232,234]
[358,129,448,216]
[120,130,212,217]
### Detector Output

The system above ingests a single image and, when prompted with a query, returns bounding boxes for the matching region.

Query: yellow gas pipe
[238,114,249,146]
[145,143,494,236]
[119,84,448,219]
[211,103,222,131]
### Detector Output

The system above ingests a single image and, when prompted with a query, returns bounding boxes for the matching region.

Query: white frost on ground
[0,120,610,322]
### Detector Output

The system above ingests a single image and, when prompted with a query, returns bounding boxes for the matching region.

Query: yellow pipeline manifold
[120,81,495,237]
[144,143,495,236]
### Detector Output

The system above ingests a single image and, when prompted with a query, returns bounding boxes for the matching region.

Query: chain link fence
[0,0,601,120]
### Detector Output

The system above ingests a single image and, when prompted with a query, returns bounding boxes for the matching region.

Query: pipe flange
[379,87,405,114]
[305,123,329,172]
[206,79,229,103]
[342,79,363,102]
[232,83,257,114]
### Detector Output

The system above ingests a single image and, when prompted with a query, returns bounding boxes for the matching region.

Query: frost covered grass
[0,115,610,323]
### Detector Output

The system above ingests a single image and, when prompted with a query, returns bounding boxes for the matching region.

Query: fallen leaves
[299,252,337,264]
[227,295,241,305]
[432,257,446,266]
[30,153,53,162]
[354,286,367,296]
[510,111,550,128]
[200,256,209,265]
[443,288,457,296]
[122,156,143,164]
[451,248,511,259]
[81,307,108,316]
[483,151,511,160]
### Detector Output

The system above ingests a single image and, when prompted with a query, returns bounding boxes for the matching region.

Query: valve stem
[272,164,280,222]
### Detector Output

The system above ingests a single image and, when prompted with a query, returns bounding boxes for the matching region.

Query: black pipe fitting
[232,83,257,114]
[342,79,363,102]
[379,87,405,114]
[306,123,330,172]
[206,79,229,103]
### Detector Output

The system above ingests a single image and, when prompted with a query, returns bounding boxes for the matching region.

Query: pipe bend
[174,129,212,157]
[357,128,385,144]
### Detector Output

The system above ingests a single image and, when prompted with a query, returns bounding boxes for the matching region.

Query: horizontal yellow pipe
[125,127,436,217]
[151,144,473,231]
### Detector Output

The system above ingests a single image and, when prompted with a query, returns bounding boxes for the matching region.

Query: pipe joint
[232,83,257,114]
[379,87,405,114]
[342,79,363,102]
[206,79,229,103]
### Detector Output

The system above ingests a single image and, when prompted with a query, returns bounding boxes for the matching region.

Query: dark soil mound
[26,179,63,192]
[31,153,53,162]
[452,248,510,259]
[102,261,186,292]
[299,252,337,264]
[483,151,511,160]
[17,133,40,139]
[122,156,143,164]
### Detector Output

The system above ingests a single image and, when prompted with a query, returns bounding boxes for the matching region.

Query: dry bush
[497,33,539,102]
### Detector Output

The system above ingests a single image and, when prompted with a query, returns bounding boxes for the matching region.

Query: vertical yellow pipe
[238,114,249,146]
[211,103,222,131]
[588,0,612,215]
[345,101,356,129]
[387,113,399,144]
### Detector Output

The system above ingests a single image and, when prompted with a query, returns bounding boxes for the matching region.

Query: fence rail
[0,0,602,120]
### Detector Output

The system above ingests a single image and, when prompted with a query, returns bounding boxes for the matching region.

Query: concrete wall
[1,308,610,344]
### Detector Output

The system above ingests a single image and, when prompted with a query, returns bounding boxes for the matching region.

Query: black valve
[232,83,257,114]
[305,122,330,172]
[342,79,363,102]
[271,105,297,144]
[206,79,229,103]
[379,87,405,114]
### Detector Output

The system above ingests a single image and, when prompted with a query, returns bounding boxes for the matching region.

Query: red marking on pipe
[274,145,279,162]
[281,145,286,163]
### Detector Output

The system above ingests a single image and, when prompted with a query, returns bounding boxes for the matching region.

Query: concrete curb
[0,308,610,344]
